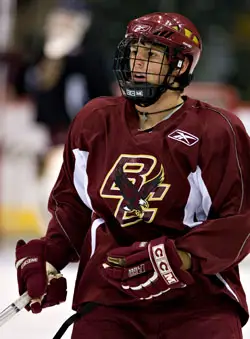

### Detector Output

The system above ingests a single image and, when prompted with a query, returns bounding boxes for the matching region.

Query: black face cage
[113,36,192,107]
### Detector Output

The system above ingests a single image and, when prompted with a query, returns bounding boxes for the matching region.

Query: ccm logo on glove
[151,244,179,285]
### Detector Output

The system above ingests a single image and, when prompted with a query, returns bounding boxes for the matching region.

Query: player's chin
[132,79,159,86]
[146,76,164,85]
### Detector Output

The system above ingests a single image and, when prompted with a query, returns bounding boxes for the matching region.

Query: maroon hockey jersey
[44,95,250,325]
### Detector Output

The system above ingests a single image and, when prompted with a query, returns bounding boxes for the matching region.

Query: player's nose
[132,57,148,73]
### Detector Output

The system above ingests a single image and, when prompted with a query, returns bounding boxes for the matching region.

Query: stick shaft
[0,292,31,327]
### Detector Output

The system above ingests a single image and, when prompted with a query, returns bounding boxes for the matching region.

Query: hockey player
[15,12,250,338]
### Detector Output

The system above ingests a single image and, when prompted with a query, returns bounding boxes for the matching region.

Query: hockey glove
[15,239,67,313]
[102,236,194,300]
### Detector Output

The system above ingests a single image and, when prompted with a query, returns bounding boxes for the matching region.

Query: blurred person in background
[14,0,113,225]
[14,12,250,339]
[16,0,112,145]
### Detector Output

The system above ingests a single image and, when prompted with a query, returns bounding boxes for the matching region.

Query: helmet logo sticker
[133,24,151,33]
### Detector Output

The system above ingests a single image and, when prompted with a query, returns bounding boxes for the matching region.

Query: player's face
[129,42,169,85]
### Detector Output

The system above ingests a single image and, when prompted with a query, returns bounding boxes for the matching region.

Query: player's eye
[148,51,159,58]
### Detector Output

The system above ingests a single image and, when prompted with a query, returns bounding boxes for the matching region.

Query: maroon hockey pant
[71,296,243,339]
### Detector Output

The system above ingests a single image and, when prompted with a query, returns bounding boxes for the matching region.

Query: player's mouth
[132,73,147,82]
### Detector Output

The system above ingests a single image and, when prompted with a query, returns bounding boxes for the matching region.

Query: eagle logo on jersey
[114,164,165,218]
[100,154,171,227]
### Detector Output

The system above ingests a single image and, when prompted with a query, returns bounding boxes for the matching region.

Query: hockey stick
[0,291,31,327]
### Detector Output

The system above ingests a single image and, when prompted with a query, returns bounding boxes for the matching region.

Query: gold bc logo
[100,154,171,227]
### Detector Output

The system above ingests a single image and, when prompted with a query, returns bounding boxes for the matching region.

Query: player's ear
[180,57,189,75]
[173,57,189,76]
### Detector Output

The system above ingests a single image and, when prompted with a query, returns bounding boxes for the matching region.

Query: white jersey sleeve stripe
[183,166,212,228]
[90,218,105,258]
[73,148,93,210]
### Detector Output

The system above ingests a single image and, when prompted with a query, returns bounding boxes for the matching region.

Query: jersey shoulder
[196,99,244,129]
[69,96,127,146]
[76,96,126,123]
[188,98,247,140]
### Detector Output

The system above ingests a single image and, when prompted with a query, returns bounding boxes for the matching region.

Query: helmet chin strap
[136,100,184,122]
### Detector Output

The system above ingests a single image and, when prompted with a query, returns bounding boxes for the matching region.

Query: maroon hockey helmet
[113,12,202,106]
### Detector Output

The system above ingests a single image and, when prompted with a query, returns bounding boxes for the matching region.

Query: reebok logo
[168,129,199,146]
[133,24,151,33]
